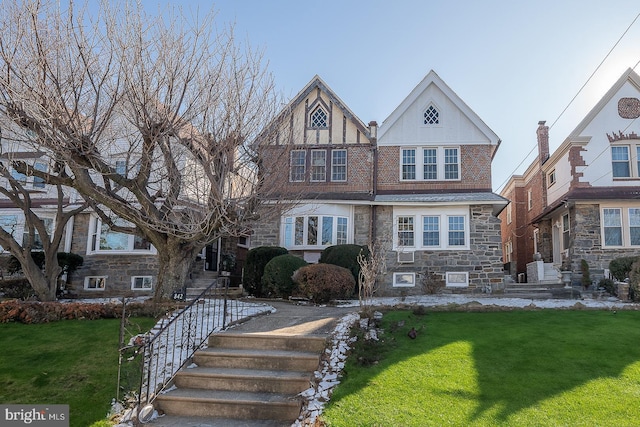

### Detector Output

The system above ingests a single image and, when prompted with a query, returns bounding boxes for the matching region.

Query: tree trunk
[154,239,200,300]
[21,255,60,302]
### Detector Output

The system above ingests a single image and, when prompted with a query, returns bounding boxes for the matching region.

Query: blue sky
[150,1,640,191]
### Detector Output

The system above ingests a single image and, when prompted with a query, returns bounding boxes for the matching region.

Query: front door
[204,242,219,271]
[552,224,561,265]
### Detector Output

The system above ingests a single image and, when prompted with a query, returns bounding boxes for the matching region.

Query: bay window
[89,217,153,253]
[283,215,349,248]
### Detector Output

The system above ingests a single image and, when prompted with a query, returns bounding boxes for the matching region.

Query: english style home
[500,68,640,285]
[252,71,507,295]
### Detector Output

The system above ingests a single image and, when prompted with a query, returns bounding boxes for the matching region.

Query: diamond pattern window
[424,105,439,125]
[311,107,327,128]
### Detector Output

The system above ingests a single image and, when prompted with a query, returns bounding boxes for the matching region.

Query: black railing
[118,280,258,417]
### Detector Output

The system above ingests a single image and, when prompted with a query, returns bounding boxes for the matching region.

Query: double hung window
[400,147,460,181]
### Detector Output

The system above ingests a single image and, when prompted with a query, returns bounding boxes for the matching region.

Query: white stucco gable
[377,70,500,154]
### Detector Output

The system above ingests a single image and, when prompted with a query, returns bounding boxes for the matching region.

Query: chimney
[537,120,549,165]
[368,121,378,141]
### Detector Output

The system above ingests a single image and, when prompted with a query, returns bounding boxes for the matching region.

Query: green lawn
[322,309,640,427]
[0,317,157,427]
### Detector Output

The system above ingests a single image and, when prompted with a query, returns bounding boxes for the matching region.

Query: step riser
[174,374,310,394]
[193,353,320,371]
[155,398,301,420]
[209,335,326,353]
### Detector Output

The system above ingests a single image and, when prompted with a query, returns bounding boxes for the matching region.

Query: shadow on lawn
[341,309,640,424]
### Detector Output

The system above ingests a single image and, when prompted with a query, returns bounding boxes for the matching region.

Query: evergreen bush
[262,254,308,298]
[608,256,640,281]
[319,244,370,285]
[293,263,355,304]
[243,246,288,297]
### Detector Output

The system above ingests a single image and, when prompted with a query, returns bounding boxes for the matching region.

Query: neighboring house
[500,68,640,285]
[253,71,507,294]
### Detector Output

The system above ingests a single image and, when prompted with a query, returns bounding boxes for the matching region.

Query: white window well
[393,272,415,287]
[84,276,107,290]
[445,271,469,287]
[132,276,153,291]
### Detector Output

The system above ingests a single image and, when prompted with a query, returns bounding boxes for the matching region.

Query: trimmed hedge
[609,256,640,282]
[262,254,308,298]
[243,246,288,297]
[293,263,355,304]
[319,244,369,285]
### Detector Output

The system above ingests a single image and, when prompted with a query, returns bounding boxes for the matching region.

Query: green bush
[293,263,355,304]
[608,256,640,281]
[262,254,308,298]
[628,260,640,302]
[598,278,616,296]
[8,252,84,276]
[319,244,370,285]
[0,277,34,300]
[243,246,288,297]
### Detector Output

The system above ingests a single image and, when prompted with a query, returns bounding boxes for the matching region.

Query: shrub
[580,259,591,289]
[319,244,370,285]
[598,278,616,296]
[628,260,640,302]
[420,271,445,294]
[0,277,35,300]
[262,254,308,298]
[608,256,640,281]
[0,300,164,323]
[243,246,288,297]
[293,263,355,304]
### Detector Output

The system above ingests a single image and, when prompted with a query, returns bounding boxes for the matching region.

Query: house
[253,71,507,294]
[500,68,640,285]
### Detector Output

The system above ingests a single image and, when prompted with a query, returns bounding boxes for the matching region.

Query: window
[394,208,469,250]
[0,215,18,250]
[504,240,512,263]
[33,162,47,188]
[401,147,460,181]
[331,149,347,181]
[630,208,640,245]
[22,218,53,250]
[528,189,533,210]
[89,217,153,253]
[310,150,326,182]
[423,105,439,125]
[423,148,437,180]
[548,170,556,187]
[397,216,415,247]
[562,214,570,250]
[612,146,631,177]
[448,216,466,246]
[84,276,106,290]
[603,208,622,246]
[506,203,512,224]
[115,160,127,176]
[446,271,469,287]
[132,276,153,291]
[283,215,349,248]
[290,150,306,182]
[422,216,440,247]
[10,167,26,183]
[393,272,415,287]
[310,107,327,128]
[401,149,416,180]
[444,148,459,180]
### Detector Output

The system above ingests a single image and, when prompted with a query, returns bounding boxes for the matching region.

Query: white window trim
[310,149,327,182]
[87,216,156,255]
[421,102,443,127]
[548,170,556,187]
[393,207,470,251]
[601,205,640,248]
[289,150,306,182]
[399,146,460,182]
[445,271,469,288]
[393,272,415,287]
[131,276,153,291]
[527,189,533,211]
[282,214,350,250]
[84,276,107,291]
[331,149,347,182]
[506,203,512,224]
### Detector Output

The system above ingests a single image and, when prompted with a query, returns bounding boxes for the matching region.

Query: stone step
[209,333,327,353]
[193,347,321,372]
[154,388,302,421]
[186,286,244,298]
[173,367,310,394]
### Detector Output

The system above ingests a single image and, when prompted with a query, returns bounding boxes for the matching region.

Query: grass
[322,309,640,426]
[0,317,157,427]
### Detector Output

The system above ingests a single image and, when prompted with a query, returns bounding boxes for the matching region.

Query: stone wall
[375,204,504,296]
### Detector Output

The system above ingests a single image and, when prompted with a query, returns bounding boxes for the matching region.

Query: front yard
[321,309,640,426]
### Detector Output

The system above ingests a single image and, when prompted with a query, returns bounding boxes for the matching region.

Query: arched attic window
[423,104,440,125]
[310,106,328,128]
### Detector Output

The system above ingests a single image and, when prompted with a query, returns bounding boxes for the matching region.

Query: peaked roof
[566,67,640,140]
[377,70,501,150]
[272,75,370,137]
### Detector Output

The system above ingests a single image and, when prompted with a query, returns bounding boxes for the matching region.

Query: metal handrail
[134,280,238,411]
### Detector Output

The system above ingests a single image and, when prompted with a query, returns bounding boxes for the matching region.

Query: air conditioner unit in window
[397,251,414,264]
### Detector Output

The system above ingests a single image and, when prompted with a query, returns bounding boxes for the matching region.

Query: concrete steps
[154,333,327,425]
[504,281,564,298]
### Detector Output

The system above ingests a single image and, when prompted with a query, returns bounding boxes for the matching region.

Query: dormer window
[424,105,439,125]
[310,107,327,128]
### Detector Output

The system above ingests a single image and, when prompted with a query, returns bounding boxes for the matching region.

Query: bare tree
[0,128,88,300]
[0,0,282,300]
[357,239,387,316]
